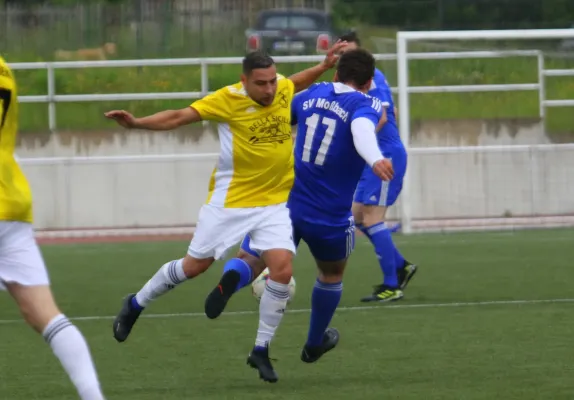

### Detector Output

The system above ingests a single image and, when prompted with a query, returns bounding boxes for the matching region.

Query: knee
[181,254,213,278]
[362,206,387,227]
[317,262,346,283]
[237,250,266,278]
[351,202,363,224]
[262,250,293,284]
[362,214,382,227]
[18,295,60,333]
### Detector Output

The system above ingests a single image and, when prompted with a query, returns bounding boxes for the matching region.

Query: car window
[262,15,322,30]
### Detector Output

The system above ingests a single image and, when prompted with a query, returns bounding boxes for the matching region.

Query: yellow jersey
[191,74,295,208]
[0,57,33,223]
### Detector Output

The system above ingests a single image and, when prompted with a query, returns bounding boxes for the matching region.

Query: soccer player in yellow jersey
[0,57,106,399]
[105,42,347,383]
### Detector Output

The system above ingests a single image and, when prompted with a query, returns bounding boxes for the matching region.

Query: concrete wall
[20,144,574,230]
[16,118,553,158]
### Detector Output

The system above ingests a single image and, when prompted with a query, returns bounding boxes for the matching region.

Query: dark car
[245,8,343,55]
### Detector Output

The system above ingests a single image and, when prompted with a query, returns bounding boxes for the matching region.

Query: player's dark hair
[339,31,361,46]
[336,48,375,88]
[242,51,275,75]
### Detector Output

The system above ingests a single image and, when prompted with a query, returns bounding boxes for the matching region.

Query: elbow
[161,109,189,130]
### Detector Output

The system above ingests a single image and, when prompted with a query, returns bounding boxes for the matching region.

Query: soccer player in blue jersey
[203,48,393,381]
[338,32,418,303]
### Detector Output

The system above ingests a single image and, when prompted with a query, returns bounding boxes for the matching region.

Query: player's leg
[0,222,105,400]
[205,229,302,319]
[113,253,215,342]
[245,203,296,383]
[353,170,403,302]
[353,167,403,302]
[354,158,416,303]
[204,235,267,319]
[378,149,417,289]
[356,205,416,293]
[7,284,106,400]
[300,220,354,363]
[113,204,238,342]
[357,202,404,301]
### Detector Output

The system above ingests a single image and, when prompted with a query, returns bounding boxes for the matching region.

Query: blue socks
[394,246,406,270]
[362,222,399,288]
[223,258,253,292]
[131,296,144,311]
[306,279,343,347]
[358,222,407,273]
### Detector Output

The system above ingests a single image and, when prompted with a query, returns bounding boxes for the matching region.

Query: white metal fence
[10,29,574,235]
[396,28,574,233]
[8,49,569,132]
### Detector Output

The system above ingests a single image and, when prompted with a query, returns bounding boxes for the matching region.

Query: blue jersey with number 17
[288,82,383,226]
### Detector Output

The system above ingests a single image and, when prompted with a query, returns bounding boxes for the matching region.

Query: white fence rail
[19,144,574,233]
[8,49,570,133]
[10,29,574,236]
[396,28,574,233]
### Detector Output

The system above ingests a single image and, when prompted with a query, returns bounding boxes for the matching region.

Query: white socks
[42,314,105,400]
[255,279,290,348]
[135,259,187,308]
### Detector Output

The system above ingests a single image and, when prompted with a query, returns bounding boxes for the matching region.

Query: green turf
[1,229,574,399]
[10,44,574,136]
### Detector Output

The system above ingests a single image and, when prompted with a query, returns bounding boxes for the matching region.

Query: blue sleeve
[351,97,383,127]
[377,90,392,107]
[373,72,393,107]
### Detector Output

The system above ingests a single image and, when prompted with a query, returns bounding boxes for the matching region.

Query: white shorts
[0,221,50,290]
[188,203,295,260]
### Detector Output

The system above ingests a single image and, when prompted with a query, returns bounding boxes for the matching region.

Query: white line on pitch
[0,298,572,325]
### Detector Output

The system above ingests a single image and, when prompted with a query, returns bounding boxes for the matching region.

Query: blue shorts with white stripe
[354,146,407,207]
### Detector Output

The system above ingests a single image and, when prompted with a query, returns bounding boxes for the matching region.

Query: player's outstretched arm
[104,107,201,131]
[350,117,394,181]
[288,40,349,93]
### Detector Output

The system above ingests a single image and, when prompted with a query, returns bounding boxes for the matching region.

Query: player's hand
[104,110,137,129]
[321,40,349,69]
[373,159,394,181]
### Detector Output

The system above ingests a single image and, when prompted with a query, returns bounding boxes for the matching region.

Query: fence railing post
[537,51,545,123]
[397,32,413,234]
[47,63,57,132]
[529,146,538,216]
[200,61,209,128]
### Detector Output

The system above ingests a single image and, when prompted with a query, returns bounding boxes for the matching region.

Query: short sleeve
[352,96,383,127]
[278,74,296,102]
[0,63,15,91]
[190,87,231,122]
[372,72,393,107]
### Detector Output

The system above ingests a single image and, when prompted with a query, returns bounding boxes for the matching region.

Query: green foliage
[332,0,574,29]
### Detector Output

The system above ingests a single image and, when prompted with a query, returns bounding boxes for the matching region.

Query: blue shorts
[240,217,355,262]
[354,146,407,207]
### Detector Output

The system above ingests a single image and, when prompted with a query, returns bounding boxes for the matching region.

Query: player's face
[242,65,278,107]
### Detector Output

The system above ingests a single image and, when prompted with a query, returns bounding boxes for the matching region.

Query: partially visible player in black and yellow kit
[0,57,106,400]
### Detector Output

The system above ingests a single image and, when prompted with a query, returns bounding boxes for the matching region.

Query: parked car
[245,8,344,55]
